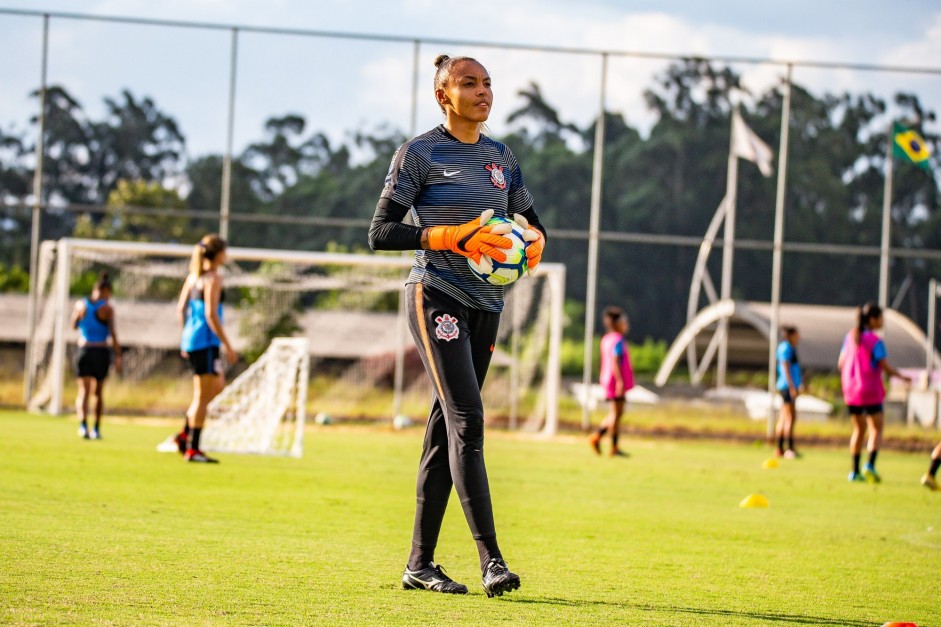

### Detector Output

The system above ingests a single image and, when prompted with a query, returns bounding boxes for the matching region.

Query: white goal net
[26,238,566,435]
[201,337,309,457]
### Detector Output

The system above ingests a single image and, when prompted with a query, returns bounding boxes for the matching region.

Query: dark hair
[433,54,480,113]
[603,306,626,331]
[853,301,882,343]
[190,233,227,276]
[93,271,112,294]
[780,325,798,338]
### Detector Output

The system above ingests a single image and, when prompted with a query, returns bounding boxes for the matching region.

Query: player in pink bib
[838,302,910,483]
[589,306,635,457]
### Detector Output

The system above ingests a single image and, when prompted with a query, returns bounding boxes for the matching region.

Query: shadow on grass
[504,597,872,626]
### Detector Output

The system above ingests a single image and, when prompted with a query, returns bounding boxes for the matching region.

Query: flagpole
[879,121,894,310]
[717,104,740,389]
[767,65,793,440]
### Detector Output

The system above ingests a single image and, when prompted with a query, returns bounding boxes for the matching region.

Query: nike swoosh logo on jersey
[443,169,461,177]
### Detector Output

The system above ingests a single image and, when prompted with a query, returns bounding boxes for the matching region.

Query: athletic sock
[852,454,861,474]
[596,426,608,437]
[611,432,619,449]
[189,427,202,452]
[787,435,795,451]
[407,545,434,572]
[475,537,502,572]
[867,450,878,468]
[182,416,190,437]
[777,435,785,452]
[929,457,941,478]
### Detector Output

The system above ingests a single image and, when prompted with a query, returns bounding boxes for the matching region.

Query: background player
[838,302,911,483]
[368,53,546,597]
[173,234,237,464]
[774,325,802,459]
[70,271,122,439]
[589,306,634,457]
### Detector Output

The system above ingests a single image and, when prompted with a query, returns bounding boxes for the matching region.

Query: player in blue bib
[369,54,547,598]
[170,234,238,464]
[774,325,802,458]
[70,271,122,440]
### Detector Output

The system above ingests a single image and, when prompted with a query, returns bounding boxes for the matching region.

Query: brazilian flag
[893,122,932,172]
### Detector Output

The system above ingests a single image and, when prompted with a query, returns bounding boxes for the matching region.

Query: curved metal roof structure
[655,299,940,387]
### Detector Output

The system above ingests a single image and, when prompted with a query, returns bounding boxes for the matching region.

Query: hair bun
[433,54,450,68]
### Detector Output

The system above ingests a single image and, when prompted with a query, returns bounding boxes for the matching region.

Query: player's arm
[108,310,123,374]
[70,300,85,330]
[783,359,798,397]
[203,273,237,364]
[368,198,423,251]
[877,359,910,382]
[176,274,193,329]
[612,343,625,394]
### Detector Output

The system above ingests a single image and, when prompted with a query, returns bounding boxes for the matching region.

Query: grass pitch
[1,410,939,626]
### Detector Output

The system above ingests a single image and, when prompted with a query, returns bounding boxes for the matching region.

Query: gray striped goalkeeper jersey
[381,125,535,313]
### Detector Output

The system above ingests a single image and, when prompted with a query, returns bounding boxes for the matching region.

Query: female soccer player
[838,302,911,482]
[368,54,546,597]
[774,325,802,459]
[173,233,237,464]
[70,271,122,439]
[921,441,941,491]
[589,306,634,457]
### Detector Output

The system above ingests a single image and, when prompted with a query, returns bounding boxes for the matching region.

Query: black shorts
[75,346,111,381]
[779,388,795,404]
[186,346,221,376]
[847,403,884,416]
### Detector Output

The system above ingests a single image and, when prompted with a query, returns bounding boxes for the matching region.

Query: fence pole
[767,64,793,440]
[219,27,239,241]
[24,14,50,406]
[580,52,608,432]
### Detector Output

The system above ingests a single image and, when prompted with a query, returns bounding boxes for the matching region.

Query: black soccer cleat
[185,449,219,464]
[402,562,468,594]
[481,558,520,598]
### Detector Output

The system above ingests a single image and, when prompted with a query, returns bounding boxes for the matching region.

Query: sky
[1,0,940,159]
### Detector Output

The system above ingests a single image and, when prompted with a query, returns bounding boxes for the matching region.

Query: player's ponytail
[93,271,111,294]
[854,302,882,344]
[189,233,227,276]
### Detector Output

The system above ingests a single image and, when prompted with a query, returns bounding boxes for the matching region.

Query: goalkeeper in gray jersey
[369,54,546,597]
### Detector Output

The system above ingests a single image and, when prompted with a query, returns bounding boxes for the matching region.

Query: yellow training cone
[739,494,769,508]
[762,458,780,469]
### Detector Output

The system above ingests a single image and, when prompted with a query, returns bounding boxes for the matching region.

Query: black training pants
[406,282,501,552]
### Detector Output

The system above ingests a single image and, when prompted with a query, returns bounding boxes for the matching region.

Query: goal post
[27,238,566,436]
[201,337,310,457]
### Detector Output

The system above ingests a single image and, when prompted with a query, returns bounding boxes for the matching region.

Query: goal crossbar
[29,238,566,436]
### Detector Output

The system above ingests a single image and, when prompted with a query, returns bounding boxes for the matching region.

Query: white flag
[731,109,774,177]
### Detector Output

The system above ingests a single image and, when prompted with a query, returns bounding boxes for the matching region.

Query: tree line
[1,59,938,345]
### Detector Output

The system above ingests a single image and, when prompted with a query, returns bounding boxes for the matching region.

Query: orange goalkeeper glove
[513,213,545,276]
[425,209,513,264]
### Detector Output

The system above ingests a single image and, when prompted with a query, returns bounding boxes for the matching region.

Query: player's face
[617,317,630,335]
[438,61,492,124]
[789,331,800,346]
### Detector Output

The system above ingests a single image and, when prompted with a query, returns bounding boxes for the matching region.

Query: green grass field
[1,410,939,626]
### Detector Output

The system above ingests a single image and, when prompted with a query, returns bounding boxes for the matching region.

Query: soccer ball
[467,217,529,285]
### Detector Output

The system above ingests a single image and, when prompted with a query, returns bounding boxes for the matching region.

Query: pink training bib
[840,331,884,406]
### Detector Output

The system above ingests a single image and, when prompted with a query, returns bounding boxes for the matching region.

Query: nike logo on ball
[443,169,461,177]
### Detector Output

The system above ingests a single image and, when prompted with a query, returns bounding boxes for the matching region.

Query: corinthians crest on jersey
[485,163,506,190]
